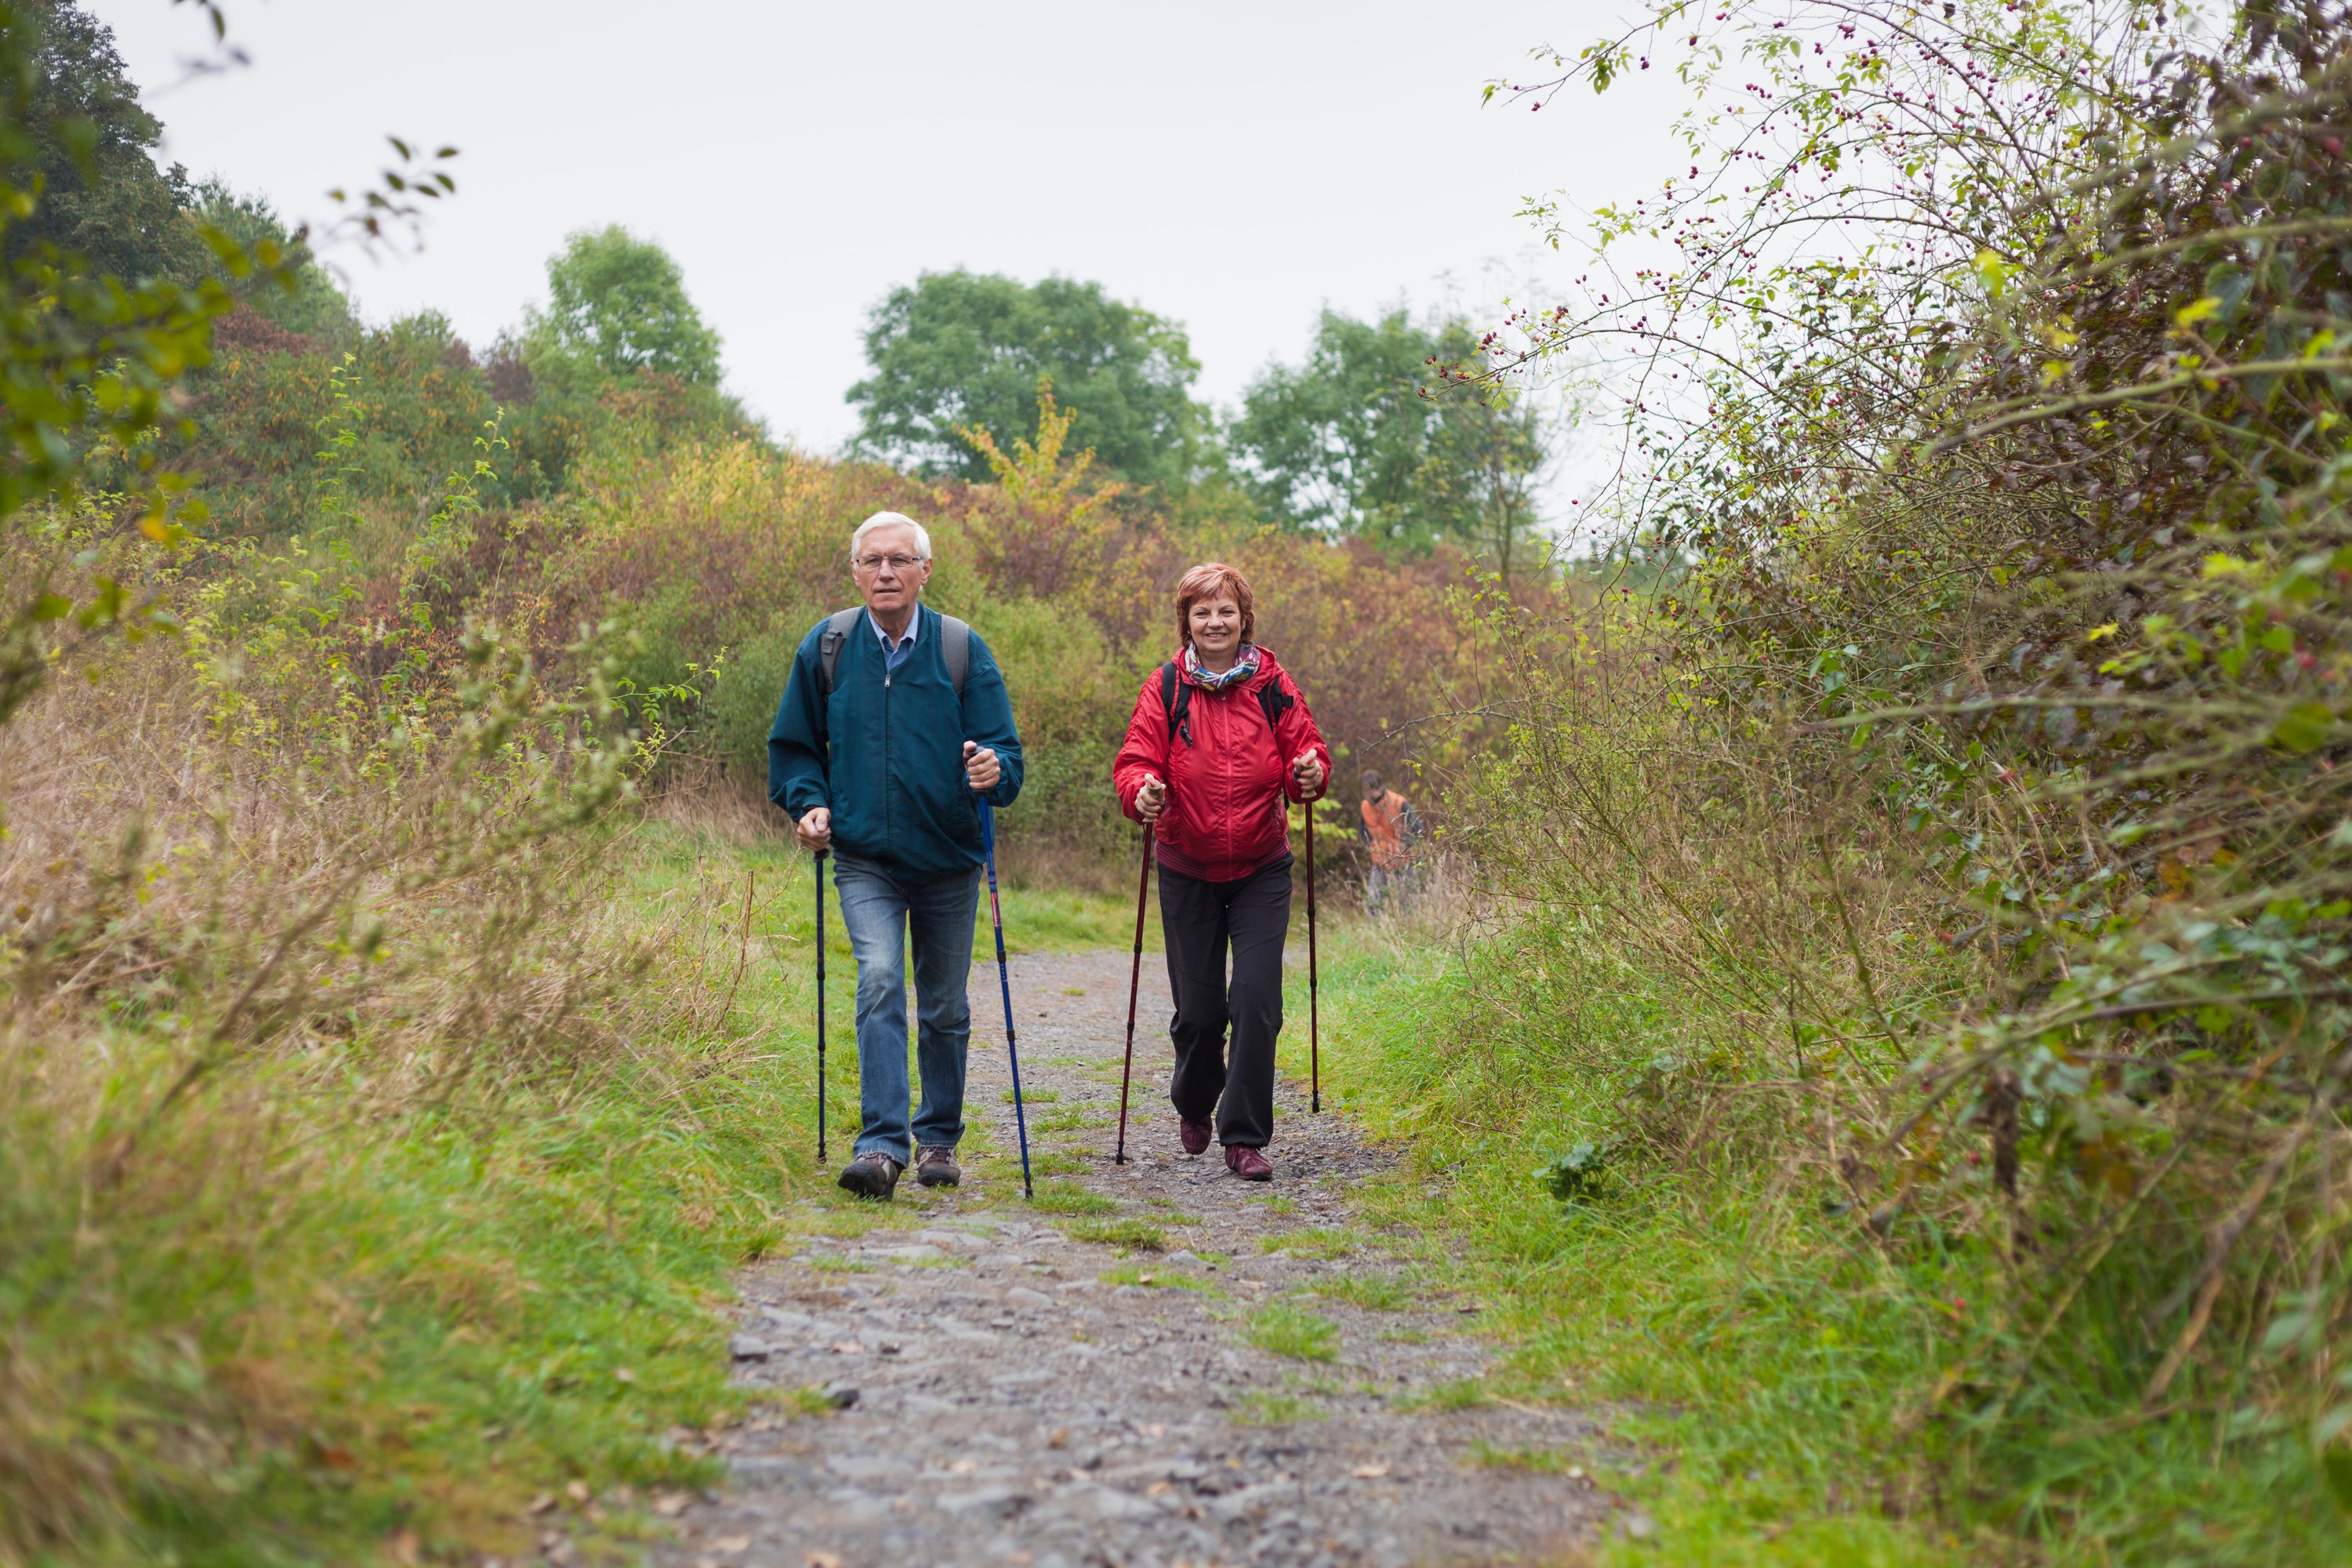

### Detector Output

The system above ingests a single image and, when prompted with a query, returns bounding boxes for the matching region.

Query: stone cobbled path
[652,948,1613,1568]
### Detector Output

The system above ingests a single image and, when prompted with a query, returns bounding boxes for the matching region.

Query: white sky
[100,0,1688,466]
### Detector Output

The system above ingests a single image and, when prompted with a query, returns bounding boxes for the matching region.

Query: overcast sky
[100,1,1686,460]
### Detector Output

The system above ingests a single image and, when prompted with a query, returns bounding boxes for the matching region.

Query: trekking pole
[813,848,829,1165]
[1114,821,1152,1164]
[1305,796,1320,1114]
[978,800,1036,1200]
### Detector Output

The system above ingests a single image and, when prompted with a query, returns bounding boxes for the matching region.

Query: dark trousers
[1159,853,1292,1149]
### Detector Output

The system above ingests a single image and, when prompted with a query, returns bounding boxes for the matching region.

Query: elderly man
[768,511,1025,1199]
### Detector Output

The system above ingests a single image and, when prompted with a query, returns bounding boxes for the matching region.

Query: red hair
[1172,561,1256,648]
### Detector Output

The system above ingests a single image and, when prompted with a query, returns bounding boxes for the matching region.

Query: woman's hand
[1134,773,1167,823]
[1290,750,1326,800]
[964,740,1000,792]
[796,806,833,853]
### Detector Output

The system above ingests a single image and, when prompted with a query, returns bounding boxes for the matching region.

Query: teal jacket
[768,605,1024,881]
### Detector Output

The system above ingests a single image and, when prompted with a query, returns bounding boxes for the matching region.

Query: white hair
[850,510,933,562]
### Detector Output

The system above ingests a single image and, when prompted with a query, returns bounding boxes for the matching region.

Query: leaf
[2272,703,2335,753]
[2325,1448,2352,1516]
[28,593,70,622]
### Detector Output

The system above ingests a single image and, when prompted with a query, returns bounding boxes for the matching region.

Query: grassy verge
[1283,916,2347,1568]
[4,828,1138,1566]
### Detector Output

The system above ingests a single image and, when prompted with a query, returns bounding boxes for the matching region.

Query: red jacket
[1114,646,1333,882]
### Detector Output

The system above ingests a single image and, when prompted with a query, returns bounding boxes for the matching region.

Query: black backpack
[818,606,970,698]
[1157,660,1291,748]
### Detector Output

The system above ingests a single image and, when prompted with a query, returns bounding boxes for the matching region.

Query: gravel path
[650,948,1613,1568]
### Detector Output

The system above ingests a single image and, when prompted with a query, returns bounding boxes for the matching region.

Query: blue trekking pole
[978,799,1035,1201]
[813,849,828,1165]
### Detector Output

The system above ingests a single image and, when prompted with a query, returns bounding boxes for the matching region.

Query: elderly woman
[1112,562,1330,1181]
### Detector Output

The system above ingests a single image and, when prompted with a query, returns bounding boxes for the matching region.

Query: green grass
[1297,916,2350,1568]
[1249,1195,1299,1217]
[1228,1390,1322,1425]
[781,1387,844,1418]
[1032,1109,1109,1134]
[1312,1274,1411,1312]
[987,881,1161,953]
[1029,1181,1116,1216]
[1399,1377,1489,1412]
[1242,1302,1339,1363]
[1470,1443,1586,1472]
[1065,1218,1170,1251]
[1001,1087,1060,1105]
[1260,1226,1357,1259]
[1100,1264,1218,1293]
[1028,1152,1090,1176]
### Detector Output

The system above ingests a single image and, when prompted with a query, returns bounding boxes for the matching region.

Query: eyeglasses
[853,553,924,572]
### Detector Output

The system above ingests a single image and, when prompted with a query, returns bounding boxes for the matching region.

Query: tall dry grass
[0,528,735,1561]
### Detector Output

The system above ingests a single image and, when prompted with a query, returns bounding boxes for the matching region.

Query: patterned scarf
[1181,641,1261,691]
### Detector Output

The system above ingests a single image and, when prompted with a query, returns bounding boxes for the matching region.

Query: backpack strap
[818,607,863,698]
[1255,674,1294,733]
[939,613,970,698]
[1157,661,1192,747]
[820,606,971,697]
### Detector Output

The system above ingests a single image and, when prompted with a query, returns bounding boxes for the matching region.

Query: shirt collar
[866,605,921,648]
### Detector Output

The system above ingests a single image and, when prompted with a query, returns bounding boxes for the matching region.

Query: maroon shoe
[1179,1117,1214,1156]
[1225,1145,1272,1182]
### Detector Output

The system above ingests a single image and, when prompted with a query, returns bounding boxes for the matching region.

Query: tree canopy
[1231,308,1552,574]
[9,2,206,285]
[524,224,722,386]
[848,270,1203,489]
[192,179,358,343]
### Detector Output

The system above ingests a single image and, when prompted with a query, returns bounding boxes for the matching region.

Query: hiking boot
[914,1145,961,1188]
[837,1151,903,1200]
[1179,1117,1214,1156]
[1225,1145,1272,1182]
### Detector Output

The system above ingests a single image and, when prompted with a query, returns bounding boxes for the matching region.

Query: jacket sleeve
[1112,677,1171,822]
[960,632,1025,808]
[1273,669,1334,804]
[767,624,831,819]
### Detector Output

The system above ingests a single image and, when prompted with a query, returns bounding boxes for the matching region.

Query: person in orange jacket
[1112,561,1330,1181]
[1357,769,1427,913]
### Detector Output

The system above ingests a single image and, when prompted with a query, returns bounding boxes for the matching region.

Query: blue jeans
[832,851,981,1163]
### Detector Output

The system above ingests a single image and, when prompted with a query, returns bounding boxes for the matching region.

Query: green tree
[1232,309,1553,574]
[1232,308,1435,539]
[7,1,206,285]
[848,270,1204,488]
[524,224,721,386]
[191,178,358,343]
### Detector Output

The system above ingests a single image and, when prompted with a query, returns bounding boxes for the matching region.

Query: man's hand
[1291,750,1326,800]
[964,740,1000,793]
[1134,772,1167,824]
[796,806,833,854]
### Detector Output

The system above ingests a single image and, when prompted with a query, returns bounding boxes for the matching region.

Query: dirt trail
[653,948,1613,1568]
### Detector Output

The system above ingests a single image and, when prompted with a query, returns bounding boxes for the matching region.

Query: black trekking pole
[1114,821,1152,1164]
[978,799,1035,1200]
[813,848,829,1165]
[1305,796,1320,1114]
